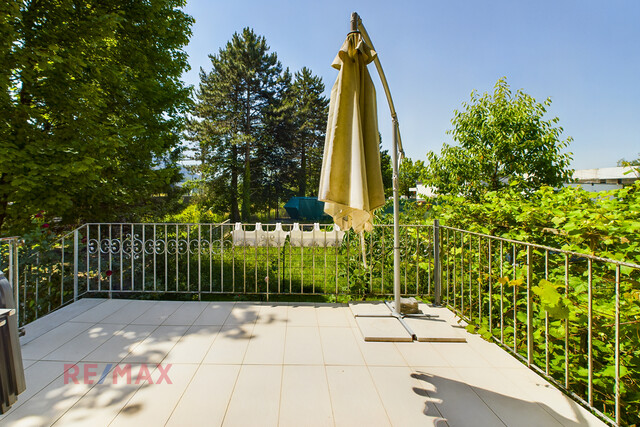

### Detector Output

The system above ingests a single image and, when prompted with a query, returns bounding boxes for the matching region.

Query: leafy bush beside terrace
[433,181,640,261]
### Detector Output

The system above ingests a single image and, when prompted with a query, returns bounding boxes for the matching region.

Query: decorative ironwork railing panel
[0,223,434,326]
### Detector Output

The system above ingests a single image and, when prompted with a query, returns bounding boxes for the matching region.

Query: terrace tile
[82,324,157,363]
[325,365,391,427]
[279,365,333,427]
[243,323,286,365]
[163,324,221,364]
[121,325,188,364]
[320,327,365,365]
[286,303,318,326]
[129,300,183,325]
[165,364,240,427]
[66,299,131,325]
[162,301,209,326]
[222,364,282,427]
[101,300,157,324]
[20,298,106,344]
[192,302,234,325]
[42,323,125,362]
[109,363,198,427]
[4,298,608,427]
[21,321,94,360]
[283,326,324,365]
[202,324,254,364]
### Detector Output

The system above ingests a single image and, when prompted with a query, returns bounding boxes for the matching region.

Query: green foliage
[190,27,280,221]
[0,0,193,235]
[159,204,226,224]
[399,157,427,198]
[424,77,573,199]
[1,211,74,321]
[287,67,330,197]
[433,182,640,425]
[617,153,640,167]
[617,153,640,181]
[433,182,640,259]
[21,211,57,256]
[379,145,393,198]
[531,279,570,319]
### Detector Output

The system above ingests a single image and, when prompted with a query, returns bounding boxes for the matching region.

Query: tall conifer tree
[288,68,329,197]
[191,28,283,221]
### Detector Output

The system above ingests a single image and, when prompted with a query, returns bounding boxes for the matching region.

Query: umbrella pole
[391,119,401,315]
[354,13,404,315]
[350,13,438,342]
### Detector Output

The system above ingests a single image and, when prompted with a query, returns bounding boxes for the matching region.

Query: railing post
[7,240,12,290]
[433,219,441,306]
[526,245,533,366]
[588,258,593,407]
[73,229,79,302]
[615,264,620,426]
[10,239,20,323]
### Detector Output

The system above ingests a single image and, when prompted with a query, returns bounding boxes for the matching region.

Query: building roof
[573,167,638,183]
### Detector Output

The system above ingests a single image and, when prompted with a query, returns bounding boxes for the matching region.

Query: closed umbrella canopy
[318,32,385,233]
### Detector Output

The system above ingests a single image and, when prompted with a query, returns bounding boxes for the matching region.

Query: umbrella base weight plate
[404,317,466,343]
[354,316,413,342]
[349,302,467,343]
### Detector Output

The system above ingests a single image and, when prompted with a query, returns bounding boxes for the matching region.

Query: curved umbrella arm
[351,12,405,159]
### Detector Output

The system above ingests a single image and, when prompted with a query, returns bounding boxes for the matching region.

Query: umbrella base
[352,301,439,342]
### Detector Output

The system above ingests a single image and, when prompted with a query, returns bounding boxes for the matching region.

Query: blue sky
[181,0,640,170]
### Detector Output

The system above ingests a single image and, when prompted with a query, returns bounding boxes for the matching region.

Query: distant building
[408,183,437,201]
[407,167,639,199]
[566,167,639,192]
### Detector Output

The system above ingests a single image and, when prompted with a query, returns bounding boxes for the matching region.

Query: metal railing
[0,222,435,325]
[438,224,640,426]
[0,230,82,327]
[2,221,638,425]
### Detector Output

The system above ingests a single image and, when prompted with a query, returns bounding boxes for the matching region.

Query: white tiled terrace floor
[1,298,605,427]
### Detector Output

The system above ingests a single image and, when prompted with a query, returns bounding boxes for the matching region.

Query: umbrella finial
[350,12,359,32]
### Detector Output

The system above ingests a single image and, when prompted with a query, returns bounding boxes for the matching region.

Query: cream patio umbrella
[318,28,385,234]
[319,13,433,337]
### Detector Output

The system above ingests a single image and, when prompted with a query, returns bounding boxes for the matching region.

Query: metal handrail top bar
[84,222,429,226]
[441,224,640,269]
[82,223,349,228]
[373,224,430,227]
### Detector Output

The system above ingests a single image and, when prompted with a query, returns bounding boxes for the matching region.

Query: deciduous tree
[424,78,573,199]
[0,0,193,234]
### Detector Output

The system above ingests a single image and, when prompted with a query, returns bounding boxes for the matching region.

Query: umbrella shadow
[410,371,594,427]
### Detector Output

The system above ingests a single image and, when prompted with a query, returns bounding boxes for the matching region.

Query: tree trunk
[230,145,240,222]
[241,85,251,222]
[242,140,251,221]
[267,182,271,221]
[0,176,7,233]
[299,141,306,197]
[275,180,279,220]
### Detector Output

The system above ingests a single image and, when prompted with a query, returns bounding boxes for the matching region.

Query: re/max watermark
[63,363,173,385]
